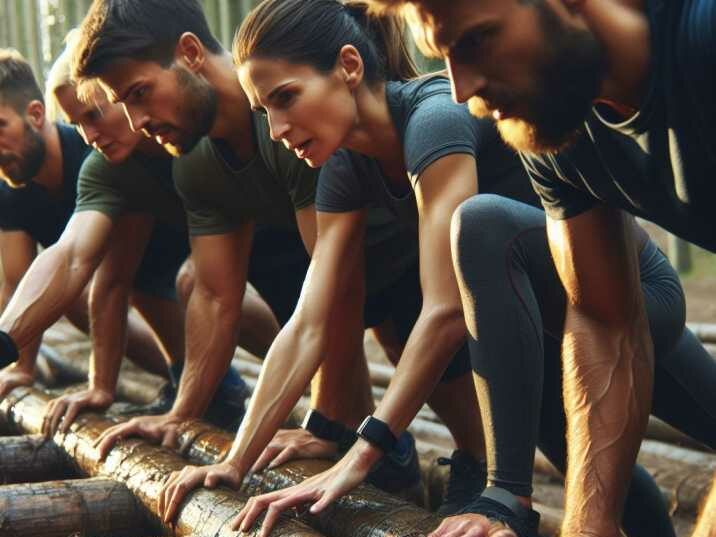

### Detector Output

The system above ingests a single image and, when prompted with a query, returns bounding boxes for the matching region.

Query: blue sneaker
[204,367,250,431]
[366,431,422,496]
[436,450,488,516]
[457,487,540,537]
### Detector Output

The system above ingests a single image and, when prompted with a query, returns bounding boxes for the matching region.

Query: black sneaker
[116,381,176,416]
[436,450,488,516]
[204,371,250,431]
[458,486,540,537]
[366,431,422,496]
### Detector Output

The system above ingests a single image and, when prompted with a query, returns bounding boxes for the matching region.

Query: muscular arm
[364,153,476,451]
[0,231,40,370]
[546,207,653,536]
[225,208,367,477]
[88,214,153,393]
[0,212,114,352]
[170,225,254,419]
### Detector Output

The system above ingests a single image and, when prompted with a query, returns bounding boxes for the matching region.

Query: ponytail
[234,0,419,84]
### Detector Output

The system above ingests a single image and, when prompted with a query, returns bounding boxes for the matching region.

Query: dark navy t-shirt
[0,123,90,247]
[526,0,716,252]
[317,76,538,224]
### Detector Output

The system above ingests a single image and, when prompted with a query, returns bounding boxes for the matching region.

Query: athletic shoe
[436,449,488,516]
[457,486,541,537]
[366,431,422,495]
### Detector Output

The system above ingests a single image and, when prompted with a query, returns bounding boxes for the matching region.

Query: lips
[292,139,312,159]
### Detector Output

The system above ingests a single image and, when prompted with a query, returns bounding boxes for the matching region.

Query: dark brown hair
[235,0,419,84]
[73,0,222,82]
[0,49,43,112]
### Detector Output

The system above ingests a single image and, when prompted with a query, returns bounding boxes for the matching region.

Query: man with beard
[71,1,424,499]
[0,48,185,398]
[367,1,716,537]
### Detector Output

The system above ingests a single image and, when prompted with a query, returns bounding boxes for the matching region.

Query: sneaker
[458,486,540,537]
[436,450,488,516]
[117,381,176,416]
[204,369,250,431]
[366,431,422,495]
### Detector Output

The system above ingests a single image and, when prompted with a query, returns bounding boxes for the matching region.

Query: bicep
[295,205,318,255]
[415,153,477,304]
[545,206,642,324]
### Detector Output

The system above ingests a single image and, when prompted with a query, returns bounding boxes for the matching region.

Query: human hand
[94,412,185,460]
[158,461,244,524]
[233,440,379,537]
[251,428,339,473]
[0,363,34,400]
[42,387,114,437]
[429,513,516,537]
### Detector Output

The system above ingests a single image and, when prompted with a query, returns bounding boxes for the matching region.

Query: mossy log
[0,477,143,537]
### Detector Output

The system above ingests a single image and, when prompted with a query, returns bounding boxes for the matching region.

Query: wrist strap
[0,330,19,367]
[302,409,357,451]
[357,415,397,454]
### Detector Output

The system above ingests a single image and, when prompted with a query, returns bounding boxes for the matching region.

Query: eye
[130,85,148,103]
[452,27,495,63]
[274,89,295,109]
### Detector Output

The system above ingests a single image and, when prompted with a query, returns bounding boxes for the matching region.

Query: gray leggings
[451,194,716,537]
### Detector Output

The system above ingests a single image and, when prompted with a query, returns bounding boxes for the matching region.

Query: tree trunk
[0,477,143,537]
[0,435,74,484]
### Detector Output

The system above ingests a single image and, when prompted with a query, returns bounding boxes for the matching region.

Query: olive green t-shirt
[75,150,186,230]
[173,112,317,236]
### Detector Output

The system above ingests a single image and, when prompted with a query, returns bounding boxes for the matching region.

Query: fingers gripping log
[0,477,142,537]
[0,435,74,484]
[0,387,324,537]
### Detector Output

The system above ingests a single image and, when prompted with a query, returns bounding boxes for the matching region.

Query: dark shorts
[133,222,191,301]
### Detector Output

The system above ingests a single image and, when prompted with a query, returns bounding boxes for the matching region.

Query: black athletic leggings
[451,194,716,537]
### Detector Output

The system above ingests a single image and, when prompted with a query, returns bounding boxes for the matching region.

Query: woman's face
[54,84,144,164]
[238,57,357,168]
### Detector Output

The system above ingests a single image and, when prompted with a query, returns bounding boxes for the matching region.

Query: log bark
[0,387,326,537]
[0,435,74,484]
[687,323,716,344]
[0,477,143,537]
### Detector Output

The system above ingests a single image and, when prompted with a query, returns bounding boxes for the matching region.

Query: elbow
[422,303,467,351]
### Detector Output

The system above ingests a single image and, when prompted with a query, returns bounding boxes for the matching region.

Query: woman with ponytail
[157,0,547,530]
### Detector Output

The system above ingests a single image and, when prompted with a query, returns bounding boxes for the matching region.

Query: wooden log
[1,387,450,537]
[0,387,327,537]
[646,417,713,453]
[0,435,74,484]
[0,477,144,537]
[687,323,716,344]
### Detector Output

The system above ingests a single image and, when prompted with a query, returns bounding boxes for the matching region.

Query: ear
[25,100,46,128]
[337,45,364,89]
[175,32,206,72]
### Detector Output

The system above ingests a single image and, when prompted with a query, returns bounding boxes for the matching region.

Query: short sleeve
[521,152,597,220]
[315,150,370,213]
[75,151,126,218]
[403,93,478,178]
[0,187,28,232]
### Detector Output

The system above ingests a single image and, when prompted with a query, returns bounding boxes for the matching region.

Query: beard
[0,121,47,187]
[163,64,218,156]
[468,4,605,154]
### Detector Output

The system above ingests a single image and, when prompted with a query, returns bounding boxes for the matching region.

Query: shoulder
[0,182,28,229]
[315,149,367,212]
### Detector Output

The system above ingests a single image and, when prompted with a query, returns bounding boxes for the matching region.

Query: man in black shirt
[368,1,716,536]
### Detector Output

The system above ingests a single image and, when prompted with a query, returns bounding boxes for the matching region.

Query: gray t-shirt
[316,75,538,225]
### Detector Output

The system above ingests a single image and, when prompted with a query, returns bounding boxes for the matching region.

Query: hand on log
[42,387,114,437]
[428,514,516,537]
[251,428,339,473]
[0,363,34,400]
[94,412,185,459]
[235,438,380,537]
[159,461,243,523]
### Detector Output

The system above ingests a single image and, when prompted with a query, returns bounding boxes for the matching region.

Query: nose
[446,55,488,104]
[121,103,150,133]
[267,111,290,142]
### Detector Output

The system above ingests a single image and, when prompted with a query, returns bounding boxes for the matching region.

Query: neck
[203,51,254,152]
[343,82,402,166]
[574,0,651,110]
[33,121,63,191]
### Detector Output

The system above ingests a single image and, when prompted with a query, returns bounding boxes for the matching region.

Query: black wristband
[0,330,19,367]
[301,409,357,451]
[356,415,397,454]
